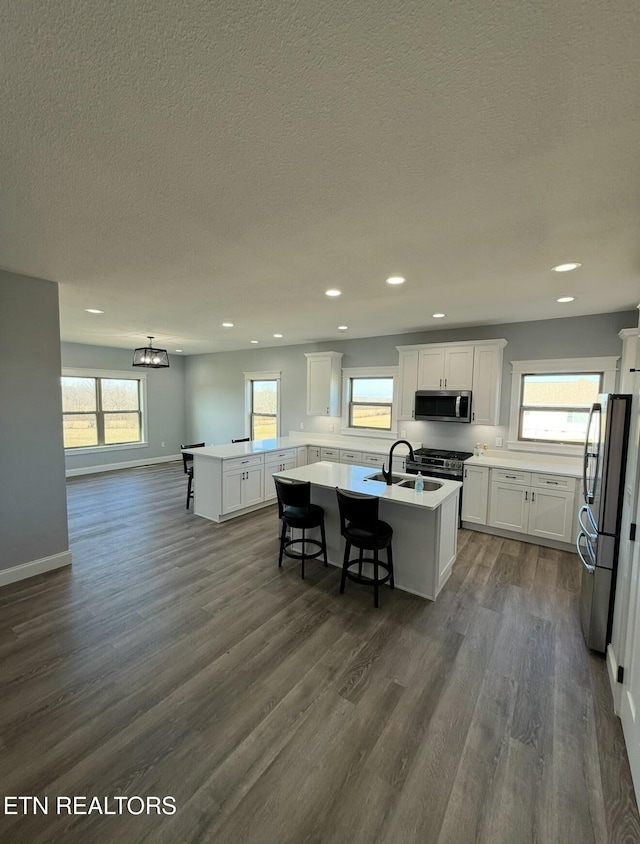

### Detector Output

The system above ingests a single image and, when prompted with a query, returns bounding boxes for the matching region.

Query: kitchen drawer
[321,448,340,462]
[340,449,363,464]
[531,472,576,492]
[361,452,385,467]
[264,448,297,466]
[491,469,531,486]
[223,453,265,473]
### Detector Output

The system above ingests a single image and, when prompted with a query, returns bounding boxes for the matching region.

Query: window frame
[62,368,148,453]
[507,357,619,456]
[341,366,398,438]
[244,371,281,441]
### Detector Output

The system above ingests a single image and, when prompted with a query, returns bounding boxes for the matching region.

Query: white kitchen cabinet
[471,343,504,426]
[321,447,340,462]
[222,454,265,514]
[488,470,576,544]
[461,465,490,524]
[397,348,419,420]
[264,449,298,502]
[296,446,308,467]
[339,449,363,465]
[361,452,386,468]
[418,345,474,390]
[307,446,322,464]
[305,352,343,416]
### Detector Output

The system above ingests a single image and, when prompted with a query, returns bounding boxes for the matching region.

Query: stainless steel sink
[397,478,442,491]
[363,472,404,484]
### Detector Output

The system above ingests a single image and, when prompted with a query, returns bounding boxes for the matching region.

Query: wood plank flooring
[1,462,639,843]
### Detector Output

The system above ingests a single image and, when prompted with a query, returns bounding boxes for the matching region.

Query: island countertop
[272,461,461,511]
[182,434,422,461]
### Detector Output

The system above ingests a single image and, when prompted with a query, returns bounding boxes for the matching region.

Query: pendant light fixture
[132,336,170,368]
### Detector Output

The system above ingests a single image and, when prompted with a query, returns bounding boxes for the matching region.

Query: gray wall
[0,271,69,571]
[61,342,187,472]
[185,310,637,451]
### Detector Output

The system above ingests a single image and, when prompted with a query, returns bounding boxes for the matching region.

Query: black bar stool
[335,488,394,608]
[274,477,328,579]
[180,442,205,509]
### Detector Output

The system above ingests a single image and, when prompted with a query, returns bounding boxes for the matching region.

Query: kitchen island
[273,462,461,601]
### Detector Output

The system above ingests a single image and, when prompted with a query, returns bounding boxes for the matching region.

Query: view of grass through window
[349,377,393,430]
[62,376,142,448]
[519,373,601,444]
[251,380,278,440]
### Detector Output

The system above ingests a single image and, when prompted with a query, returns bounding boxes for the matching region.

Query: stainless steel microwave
[414,390,472,423]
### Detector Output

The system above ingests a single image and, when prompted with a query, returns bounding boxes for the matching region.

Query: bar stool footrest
[283,537,324,561]
[345,557,392,586]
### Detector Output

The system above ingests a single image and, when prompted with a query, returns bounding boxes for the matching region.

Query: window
[508,357,618,454]
[244,371,281,441]
[349,377,394,430]
[341,366,398,437]
[61,370,146,450]
[518,373,602,444]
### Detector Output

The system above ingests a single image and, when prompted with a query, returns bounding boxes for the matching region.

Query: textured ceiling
[1,0,639,354]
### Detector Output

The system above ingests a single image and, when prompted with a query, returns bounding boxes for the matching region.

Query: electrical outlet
[495,436,503,448]
[161,441,165,448]
[300,422,304,429]
[400,429,407,438]
[330,423,334,432]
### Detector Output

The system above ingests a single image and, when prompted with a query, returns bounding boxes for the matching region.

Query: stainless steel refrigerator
[577,393,632,653]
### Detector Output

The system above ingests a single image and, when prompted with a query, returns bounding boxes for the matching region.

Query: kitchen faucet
[382,439,415,485]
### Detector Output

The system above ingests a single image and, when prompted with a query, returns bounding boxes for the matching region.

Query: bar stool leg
[318,520,327,567]
[387,542,395,589]
[278,519,287,568]
[340,541,351,593]
[300,527,306,579]
[186,471,193,509]
[374,548,379,608]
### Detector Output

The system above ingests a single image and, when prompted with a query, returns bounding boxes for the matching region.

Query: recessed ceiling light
[250,340,259,344]
[325,289,341,297]
[175,349,183,352]
[85,308,104,314]
[337,325,349,331]
[386,276,405,285]
[273,333,283,338]
[222,322,234,328]
[551,262,582,272]
[557,296,576,303]
[432,313,446,318]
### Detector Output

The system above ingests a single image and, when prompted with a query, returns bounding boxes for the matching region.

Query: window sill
[340,428,398,440]
[65,442,149,456]
[506,440,583,458]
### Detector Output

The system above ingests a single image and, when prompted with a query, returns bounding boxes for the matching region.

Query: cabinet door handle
[546,480,559,485]
[464,469,467,479]
[444,378,447,387]
[532,491,536,501]
[472,411,475,421]
[505,475,517,479]
[326,406,329,414]
[439,378,442,388]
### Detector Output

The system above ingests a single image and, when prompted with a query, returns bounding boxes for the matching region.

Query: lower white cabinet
[321,447,340,462]
[307,446,322,464]
[264,449,297,502]
[461,465,490,524]
[222,454,265,514]
[487,471,576,544]
[296,446,307,467]
[339,449,363,465]
[361,452,385,468]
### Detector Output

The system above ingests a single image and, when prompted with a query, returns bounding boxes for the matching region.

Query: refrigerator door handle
[578,504,598,540]
[576,531,596,574]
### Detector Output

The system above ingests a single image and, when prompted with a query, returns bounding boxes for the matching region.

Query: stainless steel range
[405,447,473,481]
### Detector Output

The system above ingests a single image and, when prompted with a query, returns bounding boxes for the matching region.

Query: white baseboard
[66,454,181,477]
[0,550,72,587]
[607,643,623,714]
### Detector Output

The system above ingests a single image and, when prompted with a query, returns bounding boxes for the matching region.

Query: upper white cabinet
[397,339,506,425]
[305,352,343,416]
[418,345,474,390]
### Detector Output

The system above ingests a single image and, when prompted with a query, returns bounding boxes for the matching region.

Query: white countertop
[465,450,582,478]
[184,434,421,461]
[273,461,461,511]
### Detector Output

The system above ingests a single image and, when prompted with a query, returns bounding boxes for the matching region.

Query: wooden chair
[180,443,205,509]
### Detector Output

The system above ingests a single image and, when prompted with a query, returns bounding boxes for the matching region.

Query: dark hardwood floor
[1,462,639,843]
